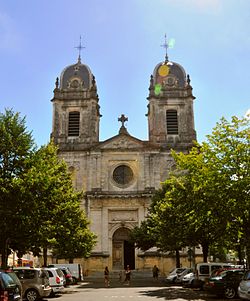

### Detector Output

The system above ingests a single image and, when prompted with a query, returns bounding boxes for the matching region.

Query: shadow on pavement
[72,281,231,300]
[138,286,221,300]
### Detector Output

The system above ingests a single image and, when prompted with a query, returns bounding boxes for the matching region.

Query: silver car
[43,267,65,296]
[238,270,250,300]
[13,268,51,301]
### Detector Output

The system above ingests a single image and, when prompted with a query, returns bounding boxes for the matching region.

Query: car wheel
[224,287,236,299]
[25,289,39,301]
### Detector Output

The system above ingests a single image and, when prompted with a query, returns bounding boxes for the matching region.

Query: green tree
[136,115,249,265]
[0,109,35,267]
[20,142,96,265]
[130,180,191,267]
[202,116,250,265]
[171,147,230,262]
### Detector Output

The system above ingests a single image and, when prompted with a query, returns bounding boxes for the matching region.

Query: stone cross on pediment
[118,114,128,134]
[118,114,128,127]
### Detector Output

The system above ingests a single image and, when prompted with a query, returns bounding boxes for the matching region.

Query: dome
[153,61,186,88]
[59,58,93,90]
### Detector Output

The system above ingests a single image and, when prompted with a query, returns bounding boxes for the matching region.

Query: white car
[238,270,250,300]
[165,268,188,283]
[43,268,65,296]
[182,272,195,286]
[176,268,193,283]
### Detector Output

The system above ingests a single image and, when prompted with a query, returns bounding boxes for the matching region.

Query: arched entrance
[112,227,135,270]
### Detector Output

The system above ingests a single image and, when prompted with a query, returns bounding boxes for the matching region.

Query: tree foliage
[0,109,35,267]
[0,109,96,267]
[19,142,96,265]
[131,115,250,265]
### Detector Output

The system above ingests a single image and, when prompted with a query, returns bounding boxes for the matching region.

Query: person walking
[152,265,159,280]
[104,266,110,287]
[124,265,131,285]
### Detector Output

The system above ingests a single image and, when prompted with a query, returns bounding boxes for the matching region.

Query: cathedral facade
[50,49,196,272]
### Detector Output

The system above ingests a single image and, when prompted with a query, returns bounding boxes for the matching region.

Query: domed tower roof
[59,57,93,90]
[147,36,196,147]
[153,60,186,89]
[149,35,191,96]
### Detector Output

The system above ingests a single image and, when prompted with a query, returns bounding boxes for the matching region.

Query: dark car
[57,267,73,286]
[204,268,244,299]
[0,271,22,301]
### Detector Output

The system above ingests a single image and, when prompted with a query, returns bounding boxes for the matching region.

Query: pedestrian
[104,266,110,287]
[118,270,122,283]
[152,265,159,280]
[124,265,131,285]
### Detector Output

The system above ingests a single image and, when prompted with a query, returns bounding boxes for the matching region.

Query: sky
[0,0,249,147]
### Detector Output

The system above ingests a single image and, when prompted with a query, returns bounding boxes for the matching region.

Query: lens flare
[154,84,162,95]
[158,65,169,76]
[168,38,175,49]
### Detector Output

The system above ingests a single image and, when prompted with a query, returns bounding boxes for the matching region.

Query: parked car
[13,268,51,301]
[204,268,244,299]
[0,271,22,301]
[194,262,234,289]
[48,264,83,283]
[238,269,250,300]
[176,268,193,284]
[165,268,188,283]
[43,268,64,296]
[182,271,195,287]
[56,267,73,286]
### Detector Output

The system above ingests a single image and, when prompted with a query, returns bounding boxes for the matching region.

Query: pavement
[71,276,166,289]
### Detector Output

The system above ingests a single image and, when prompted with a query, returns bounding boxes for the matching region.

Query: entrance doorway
[112,227,135,270]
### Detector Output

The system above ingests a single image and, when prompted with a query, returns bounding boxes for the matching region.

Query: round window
[113,165,134,185]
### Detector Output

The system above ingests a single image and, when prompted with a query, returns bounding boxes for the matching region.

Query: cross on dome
[161,34,169,62]
[75,35,85,63]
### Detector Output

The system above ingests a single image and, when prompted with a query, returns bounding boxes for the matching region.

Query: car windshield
[1,273,16,288]
[243,271,250,280]
[56,269,64,277]
[15,269,36,279]
[175,269,186,274]
[40,270,49,279]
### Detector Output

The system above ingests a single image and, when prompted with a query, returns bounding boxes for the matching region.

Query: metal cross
[161,34,169,62]
[75,35,85,61]
[118,114,128,127]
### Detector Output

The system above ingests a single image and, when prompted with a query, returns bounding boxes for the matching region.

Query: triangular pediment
[97,133,146,150]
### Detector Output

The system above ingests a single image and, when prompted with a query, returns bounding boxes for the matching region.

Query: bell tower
[51,42,101,151]
[147,37,196,149]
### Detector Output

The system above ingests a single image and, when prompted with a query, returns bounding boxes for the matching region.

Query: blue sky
[0,0,249,146]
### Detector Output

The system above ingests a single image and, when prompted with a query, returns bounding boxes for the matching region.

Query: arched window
[68,111,80,136]
[166,110,178,134]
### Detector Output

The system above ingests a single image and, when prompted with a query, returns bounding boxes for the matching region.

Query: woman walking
[104,266,110,287]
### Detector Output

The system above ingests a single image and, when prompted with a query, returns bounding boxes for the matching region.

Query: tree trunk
[175,249,180,267]
[202,242,209,262]
[245,241,250,269]
[43,247,48,267]
[1,247,7,268]
[1,239,9,268]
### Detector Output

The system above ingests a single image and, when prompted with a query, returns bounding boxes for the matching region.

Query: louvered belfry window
[68,111,80,136]
[166,110,178,134]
